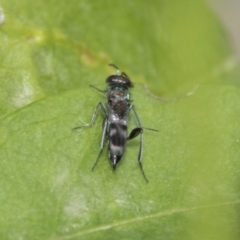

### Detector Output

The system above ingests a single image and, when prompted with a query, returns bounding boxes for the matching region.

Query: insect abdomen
[108,122,127,169]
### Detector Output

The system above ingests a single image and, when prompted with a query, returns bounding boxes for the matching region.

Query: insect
[73,64,157,182]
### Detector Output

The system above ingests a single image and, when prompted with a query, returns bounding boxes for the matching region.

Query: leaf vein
[54,200,240,239]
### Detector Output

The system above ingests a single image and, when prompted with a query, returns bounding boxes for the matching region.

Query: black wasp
[73,64,157,182]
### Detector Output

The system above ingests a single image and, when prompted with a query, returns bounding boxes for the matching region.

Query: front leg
[72,102,107,130]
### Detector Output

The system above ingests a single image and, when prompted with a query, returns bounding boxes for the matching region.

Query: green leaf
[0,0,240,239]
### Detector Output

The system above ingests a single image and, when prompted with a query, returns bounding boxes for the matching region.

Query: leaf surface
[0,0,240,239]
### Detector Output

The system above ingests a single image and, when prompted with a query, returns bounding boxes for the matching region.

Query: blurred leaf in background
[0,0,240,239]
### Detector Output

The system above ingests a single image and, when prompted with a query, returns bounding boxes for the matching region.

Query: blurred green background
[208,0,240,57]
[0,0,240,239]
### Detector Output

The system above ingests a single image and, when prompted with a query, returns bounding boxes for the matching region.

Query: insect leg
[129,105,148,182]
[131,105,142,127]
[92,117,108,170]
[90,85,107,93]
[142,127,158,131]
[127,127,148,183]
[131,105,158,132]
[72,102,107,130]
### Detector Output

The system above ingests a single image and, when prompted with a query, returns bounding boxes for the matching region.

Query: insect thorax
[107,87,130,118]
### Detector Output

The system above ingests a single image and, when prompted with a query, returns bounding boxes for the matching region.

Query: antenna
[108,63,129,78]
[109,63,119,70]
